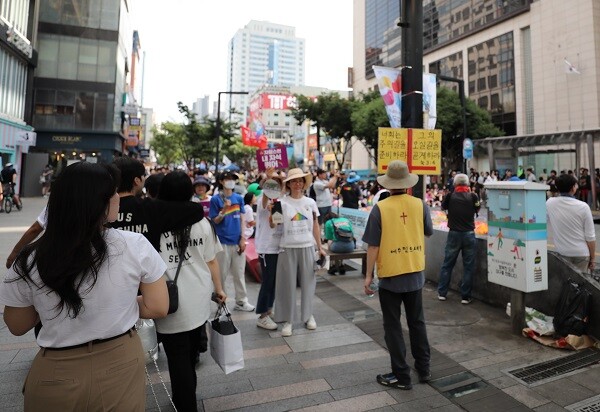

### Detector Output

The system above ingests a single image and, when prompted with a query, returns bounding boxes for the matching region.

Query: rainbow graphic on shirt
[223,204,240,215]
[291,213,308,221]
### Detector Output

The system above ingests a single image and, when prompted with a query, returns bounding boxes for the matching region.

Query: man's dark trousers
[378,287,430,384]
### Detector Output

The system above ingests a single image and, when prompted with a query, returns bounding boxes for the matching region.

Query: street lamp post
[215,91,249,170]
[438,75,468,172]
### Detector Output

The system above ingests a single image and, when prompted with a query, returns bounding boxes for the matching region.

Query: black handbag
[166,227,190,314]
[211,303,237,335]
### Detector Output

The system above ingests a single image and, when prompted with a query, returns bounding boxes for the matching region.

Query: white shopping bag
[209,305,244,374]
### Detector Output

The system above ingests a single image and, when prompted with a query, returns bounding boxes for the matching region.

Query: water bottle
[368,276,379,297]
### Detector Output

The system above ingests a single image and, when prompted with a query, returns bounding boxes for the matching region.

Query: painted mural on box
[486,188,548,292]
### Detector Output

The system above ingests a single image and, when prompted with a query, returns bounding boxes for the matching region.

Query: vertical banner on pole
[423,73,437,129]
[373,66,402,128]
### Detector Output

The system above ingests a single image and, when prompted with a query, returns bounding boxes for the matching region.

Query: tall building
[226,20,305,125]
[352,0,600,172]
[192,95,210,121]
[30,0,136,172]
[0,0,37,195]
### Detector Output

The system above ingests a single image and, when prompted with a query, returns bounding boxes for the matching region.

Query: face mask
[224,180,236,189]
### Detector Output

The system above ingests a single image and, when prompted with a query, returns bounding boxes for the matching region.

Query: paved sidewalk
[1,198,599,411]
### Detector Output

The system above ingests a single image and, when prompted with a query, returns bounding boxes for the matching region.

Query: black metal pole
[438,75,468,173]
[214,91,248,170]
[215,92,222,169]
[400,0,424,198]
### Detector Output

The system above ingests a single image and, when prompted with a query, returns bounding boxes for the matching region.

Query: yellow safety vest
[376,195,425,277]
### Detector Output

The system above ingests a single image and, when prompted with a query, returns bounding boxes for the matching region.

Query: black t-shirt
[340,183,360,209]
[442,191,480,232]
[1,167,16,183]
[109,196,204,251]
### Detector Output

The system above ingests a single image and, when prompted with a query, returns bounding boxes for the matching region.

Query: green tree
[291,92,354,169]
[436,87,504,174]
[227,139,258,170]
[351,90,389,159]
[149,122,186,166]
[177,102,215,167]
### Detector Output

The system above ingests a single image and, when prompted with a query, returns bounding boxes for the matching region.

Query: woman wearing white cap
[272,168,324,336]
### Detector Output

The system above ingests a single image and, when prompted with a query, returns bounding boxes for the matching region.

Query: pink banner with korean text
[256,146,289,171]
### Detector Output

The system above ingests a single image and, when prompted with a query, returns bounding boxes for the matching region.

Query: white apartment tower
[192,95,210,121]
[226,20,305,125]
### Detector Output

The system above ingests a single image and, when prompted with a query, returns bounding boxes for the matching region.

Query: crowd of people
[0,157,598,410]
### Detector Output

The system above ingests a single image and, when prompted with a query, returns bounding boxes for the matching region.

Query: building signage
[254,93,319,111]
[122,104,138,116]
[52,135,82,144]
[6,26,33,58]
[16,131,36,146]
[377,128,441,175]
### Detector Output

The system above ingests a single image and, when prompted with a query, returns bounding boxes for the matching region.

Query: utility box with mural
[484,181,549,293]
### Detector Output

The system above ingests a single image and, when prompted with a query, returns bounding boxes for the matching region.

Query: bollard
[510,290,526,335]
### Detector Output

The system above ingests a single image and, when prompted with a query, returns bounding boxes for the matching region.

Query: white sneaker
[257,316,278,330]
[281,322,293,337]
[438,295,447,301]
[234,302,255,312]
[305,315,317,330]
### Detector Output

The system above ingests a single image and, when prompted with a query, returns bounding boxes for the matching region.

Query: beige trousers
[23,330,145,412]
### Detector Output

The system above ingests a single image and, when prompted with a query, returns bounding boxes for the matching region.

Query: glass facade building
[0,0,36,194]
[31,0,133,164]
[361,0,530,136]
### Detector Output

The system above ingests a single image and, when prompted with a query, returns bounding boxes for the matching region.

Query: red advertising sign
[256,146,289,171]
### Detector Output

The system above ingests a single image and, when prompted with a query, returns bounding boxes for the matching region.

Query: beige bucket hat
[377,160,418,189]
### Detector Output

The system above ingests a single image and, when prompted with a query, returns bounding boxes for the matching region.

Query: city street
[1,198,599,411]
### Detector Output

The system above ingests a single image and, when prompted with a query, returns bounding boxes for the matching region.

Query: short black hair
[144,173,164,198]
[555,173,577,193]
[113,157,145,192]
[243,192,255,205]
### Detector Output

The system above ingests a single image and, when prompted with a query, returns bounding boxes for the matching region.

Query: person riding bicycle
[1,163,22,212]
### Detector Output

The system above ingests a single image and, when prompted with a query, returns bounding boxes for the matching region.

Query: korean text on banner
[377,128,408,174]
[377,128,441,175]
[373,66,402,128]
[256,146,289,171]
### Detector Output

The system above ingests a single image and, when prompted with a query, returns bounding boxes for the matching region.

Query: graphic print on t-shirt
[223,204,241,216]
[291,212,308,221]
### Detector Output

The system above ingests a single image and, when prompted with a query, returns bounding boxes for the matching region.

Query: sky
[134,0,354,124]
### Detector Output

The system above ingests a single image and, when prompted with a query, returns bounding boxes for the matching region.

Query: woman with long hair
[155,170,226,412]
[0,162,169,411]
[273,168,324,337]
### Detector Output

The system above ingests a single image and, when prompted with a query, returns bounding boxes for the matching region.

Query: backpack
[553,279,593,337]
[332,219,353,242]
[309,184,317,201]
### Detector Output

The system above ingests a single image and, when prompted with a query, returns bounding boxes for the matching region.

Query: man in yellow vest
[363,160,433,390]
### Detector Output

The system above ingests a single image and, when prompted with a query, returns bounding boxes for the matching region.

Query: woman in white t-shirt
[155,171,226,412]
[253,171,284,330]
[0,162,169,411]
[273,168,325,337]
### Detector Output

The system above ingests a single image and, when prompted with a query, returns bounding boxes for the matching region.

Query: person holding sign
[272,168,324,337]
[254,168,284,330]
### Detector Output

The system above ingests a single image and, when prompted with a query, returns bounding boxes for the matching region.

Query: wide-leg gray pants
[273,246,316,324]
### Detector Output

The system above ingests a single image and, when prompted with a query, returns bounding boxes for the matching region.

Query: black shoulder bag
[166,226,191,314]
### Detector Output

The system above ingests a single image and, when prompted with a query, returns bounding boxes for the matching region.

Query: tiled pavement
[1,198,599,411]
